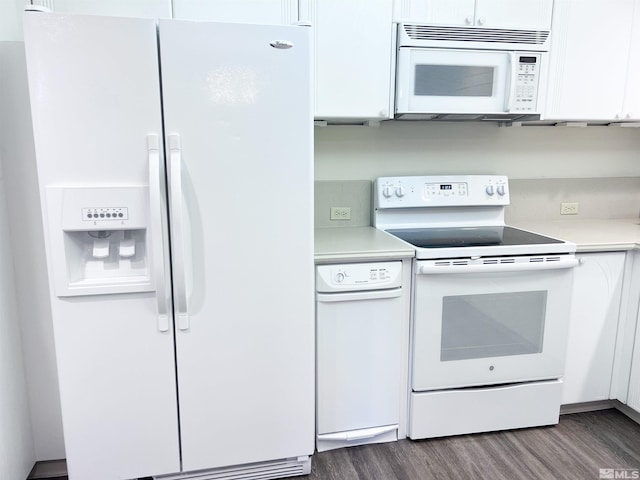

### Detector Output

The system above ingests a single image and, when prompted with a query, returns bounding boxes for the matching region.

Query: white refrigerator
[23,11,314,480]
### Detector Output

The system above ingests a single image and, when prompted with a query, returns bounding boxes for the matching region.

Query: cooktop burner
[386,226,564,249]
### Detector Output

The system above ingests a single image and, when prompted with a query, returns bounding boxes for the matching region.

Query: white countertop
[511,218,640,253]
[315,219,640,262]
[315,226,415,263]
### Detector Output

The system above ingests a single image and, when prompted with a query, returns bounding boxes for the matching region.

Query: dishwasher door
[316,286,404,452]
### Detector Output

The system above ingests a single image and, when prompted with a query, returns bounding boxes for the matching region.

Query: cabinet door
[628,312,640,413]
[475,0,553,30]
[544,0,634,121]
[31,0,171,17]
[622,0,640,120]
[307,0,394,121]
[562,252,625,405]
[173,0,298,24]
[394,0,475,25]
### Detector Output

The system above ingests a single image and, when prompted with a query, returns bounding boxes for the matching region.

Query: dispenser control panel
[49,186,148,231]
[82,207,129,221]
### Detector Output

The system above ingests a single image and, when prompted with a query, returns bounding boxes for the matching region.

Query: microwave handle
[504,52,515,112]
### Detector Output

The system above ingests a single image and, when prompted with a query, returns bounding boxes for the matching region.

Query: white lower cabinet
[563,252,626,405]
[627,320,640,412]
[622,253,640,413]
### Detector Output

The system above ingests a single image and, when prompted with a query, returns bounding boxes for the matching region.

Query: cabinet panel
[562,252,625,405]
[622,2,640,120]
[544,0,635,121]
[628,317,640,412]
[172,0,298,24]
[394,0,475,25]
[394,0,552,29]
[309,0,394,121]
[33,0,172,17]
[476,0,553,30]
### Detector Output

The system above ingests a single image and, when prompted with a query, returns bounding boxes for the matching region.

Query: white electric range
[374,175,578,439]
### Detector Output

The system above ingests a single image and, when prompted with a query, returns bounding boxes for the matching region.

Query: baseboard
[27,459,67,479]
[614,401,640,424]
[560,400,616,415]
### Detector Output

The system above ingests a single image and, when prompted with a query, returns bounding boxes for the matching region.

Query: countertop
[511,218,640,253]
[315,226,415,263]
[315,219,640,263]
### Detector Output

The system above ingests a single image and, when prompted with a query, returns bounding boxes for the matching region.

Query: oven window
[414,65,494,97]
[441,291,546,361]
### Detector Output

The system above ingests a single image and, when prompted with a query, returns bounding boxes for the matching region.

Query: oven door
[396,48,511,115]
[412,257,577,391]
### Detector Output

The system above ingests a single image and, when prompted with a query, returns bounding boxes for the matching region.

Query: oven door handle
[418,258,578,275]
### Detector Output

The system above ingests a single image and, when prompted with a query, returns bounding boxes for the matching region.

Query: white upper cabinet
[544,0,639,121]
[31,0,172,17]
[302,0,394,122]
[394,0,553,30]
[31,0,299,24]
[172,0,298,24]
[474,0,553,30]
[622,3,640,120]
[394,0,475,25]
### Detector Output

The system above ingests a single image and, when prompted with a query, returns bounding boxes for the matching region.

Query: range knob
[497,185,506,196]
[382,186,394,198]
[334,272,345,283]
[485,185,495,196]
[395,186,406,198]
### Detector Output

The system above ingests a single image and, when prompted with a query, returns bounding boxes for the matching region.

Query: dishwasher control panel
[316,261,403,293]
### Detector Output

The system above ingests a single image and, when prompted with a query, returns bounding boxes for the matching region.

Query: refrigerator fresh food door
[158,20,314,472]
[23,13,180,479]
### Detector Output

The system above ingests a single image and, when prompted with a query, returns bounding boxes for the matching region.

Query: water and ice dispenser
[46,186,153,296]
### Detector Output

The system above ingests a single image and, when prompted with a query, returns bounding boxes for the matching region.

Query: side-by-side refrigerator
[23,11,314,480]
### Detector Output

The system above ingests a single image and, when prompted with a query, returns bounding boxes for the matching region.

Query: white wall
[0,1,27,41]
[315,121,640,180]
[0,42,65,461]
[0,91,35,480]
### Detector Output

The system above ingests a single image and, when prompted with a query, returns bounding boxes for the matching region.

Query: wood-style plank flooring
[293,409,640,480]
[35,409,640,480]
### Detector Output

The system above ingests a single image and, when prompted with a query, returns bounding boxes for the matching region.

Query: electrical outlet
[330,207,352,221]
[560,202,579,215]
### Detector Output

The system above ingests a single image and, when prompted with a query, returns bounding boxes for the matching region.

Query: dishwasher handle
[316,287,402,303]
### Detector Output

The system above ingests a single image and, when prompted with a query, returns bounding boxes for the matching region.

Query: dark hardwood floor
[35,409,640,480]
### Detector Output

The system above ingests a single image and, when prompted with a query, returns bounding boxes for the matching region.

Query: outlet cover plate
[330,207,352,220]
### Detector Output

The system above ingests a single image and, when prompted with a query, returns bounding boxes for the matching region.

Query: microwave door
[396,48,510,115]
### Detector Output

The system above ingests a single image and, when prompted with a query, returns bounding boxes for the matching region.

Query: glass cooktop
[386,226,564,249]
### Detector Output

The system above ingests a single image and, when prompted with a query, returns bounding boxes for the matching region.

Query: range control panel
[511,53,542,113]
[375,175,509,209]
[316,261,403,293]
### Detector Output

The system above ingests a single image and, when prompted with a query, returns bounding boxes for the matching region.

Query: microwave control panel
[511,53,542,112]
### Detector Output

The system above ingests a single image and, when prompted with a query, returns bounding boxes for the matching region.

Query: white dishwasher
[315,261,404,452]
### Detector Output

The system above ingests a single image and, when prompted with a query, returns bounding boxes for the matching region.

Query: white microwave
[395,23,550,121]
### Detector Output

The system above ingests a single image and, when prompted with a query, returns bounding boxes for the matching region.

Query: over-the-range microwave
[395,23,550,121]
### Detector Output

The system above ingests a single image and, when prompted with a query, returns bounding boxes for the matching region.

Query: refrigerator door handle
[147,134,170,332]
[169,133,190,331]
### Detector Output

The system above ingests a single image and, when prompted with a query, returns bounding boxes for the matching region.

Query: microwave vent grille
[402,24,550,45]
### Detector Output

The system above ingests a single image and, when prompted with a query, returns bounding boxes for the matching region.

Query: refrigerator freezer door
[159,20,314,472]
[23,13,180,479]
